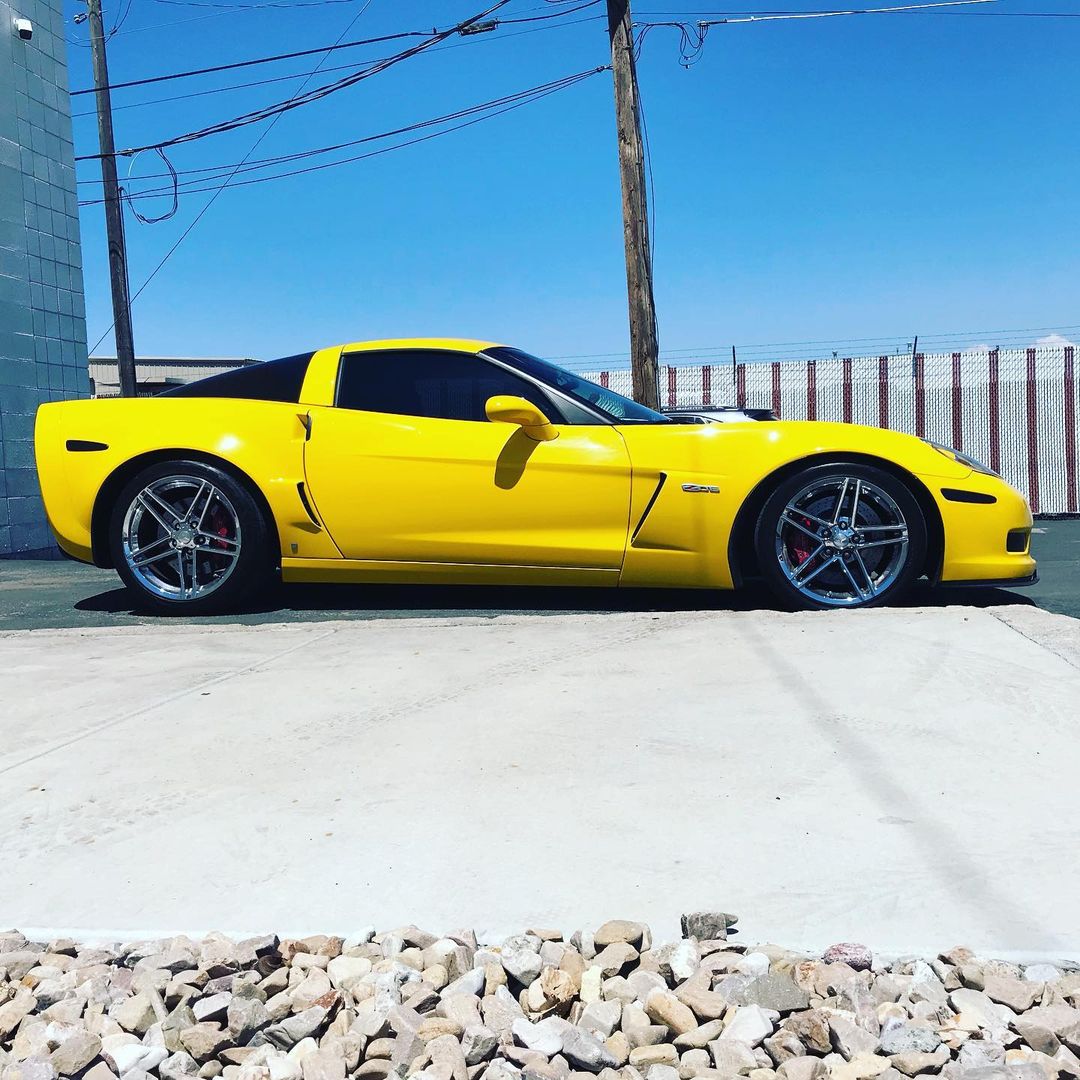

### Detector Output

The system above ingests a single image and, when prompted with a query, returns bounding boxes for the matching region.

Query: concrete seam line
[0,625,342,778]
[983,607,1080,673]
[737,616,1072,954]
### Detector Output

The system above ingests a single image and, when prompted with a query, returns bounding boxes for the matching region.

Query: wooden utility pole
[86,0,138,397]
[606,0,659,409]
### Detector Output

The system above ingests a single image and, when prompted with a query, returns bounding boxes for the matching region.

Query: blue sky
[65,1,1080,364]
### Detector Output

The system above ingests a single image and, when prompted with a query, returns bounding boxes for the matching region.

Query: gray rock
[879,1024,940,1056]
[227,996,269,1041]
[579,1002,623,1040]
[501,948,543,987]
[559,1028,617,1073]
[158,1052,201,1080]
[257,1008,328,1050]
[461,1027,499,1067]
[958,1044,1005,1069]
[679,915,737,943]
[193,994,232,1025]
[735,977,809,1015]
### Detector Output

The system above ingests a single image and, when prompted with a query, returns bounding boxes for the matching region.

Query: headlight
[924,440,999,478]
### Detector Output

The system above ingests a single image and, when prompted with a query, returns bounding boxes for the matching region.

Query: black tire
[109,459,274,615]
[754,462,928,610]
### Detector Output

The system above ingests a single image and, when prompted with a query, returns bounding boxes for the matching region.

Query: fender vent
[296,482,322,528]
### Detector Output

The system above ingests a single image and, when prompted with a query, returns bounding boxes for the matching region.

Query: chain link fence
[584,344,1079,515]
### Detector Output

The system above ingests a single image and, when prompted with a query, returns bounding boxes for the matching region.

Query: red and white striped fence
[586,345,1079,515]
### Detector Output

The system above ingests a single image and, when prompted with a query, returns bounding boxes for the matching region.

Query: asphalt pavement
[1,518,1078,630]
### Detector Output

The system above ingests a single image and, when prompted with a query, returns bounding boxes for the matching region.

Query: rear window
[161,352,314,403]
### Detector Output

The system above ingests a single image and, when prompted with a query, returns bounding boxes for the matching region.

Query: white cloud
[1035,333,1077,348]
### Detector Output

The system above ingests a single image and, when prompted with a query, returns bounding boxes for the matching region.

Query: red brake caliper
[208,506,230,550]
[791,517,815,565]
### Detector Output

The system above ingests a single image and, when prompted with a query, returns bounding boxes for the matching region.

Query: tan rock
[645,993,699,1037]
[887,1048,949,1077]
[776,1057,826,1080]
[594,924,648,949]
[606,1033,631,1068]
[630,1045,680,1068]
[984,977,1039,1015]
[675,1023,727,1052]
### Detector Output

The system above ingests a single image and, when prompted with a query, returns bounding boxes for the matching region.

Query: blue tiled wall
[0,0,89,556]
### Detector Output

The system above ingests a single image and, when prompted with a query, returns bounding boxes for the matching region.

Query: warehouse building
[88,356,260,397]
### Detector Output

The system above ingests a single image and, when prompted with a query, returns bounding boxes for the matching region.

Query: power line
[87,0,379,355]
[71,30,438,97]
[71,15,603,119]
[79,67,607,205]
[76,2,515,160]
[636,6,1080,14]
[70,3,601,97]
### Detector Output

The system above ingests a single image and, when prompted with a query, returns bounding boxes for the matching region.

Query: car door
[302,347,633,572]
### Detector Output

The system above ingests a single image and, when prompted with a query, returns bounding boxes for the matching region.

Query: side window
[162,353,313,402]
[335,350,563,423]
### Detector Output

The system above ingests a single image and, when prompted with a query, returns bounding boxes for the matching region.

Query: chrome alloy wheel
[774,475,910,607]
[121,475,242,602]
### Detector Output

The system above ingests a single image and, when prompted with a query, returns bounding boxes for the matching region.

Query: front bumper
[933,474,1037,585]
[940,569,1039,589]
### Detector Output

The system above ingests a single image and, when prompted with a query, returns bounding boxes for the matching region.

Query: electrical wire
[77,1,513,160]
[79,67,606,203]
[71,14,603,119]
[87,0,381,353]
[70,3,601,97]
[635,6,1080,14]
[70,29,438,96]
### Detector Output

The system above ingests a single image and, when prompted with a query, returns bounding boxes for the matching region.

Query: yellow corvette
[35,338,1036,613]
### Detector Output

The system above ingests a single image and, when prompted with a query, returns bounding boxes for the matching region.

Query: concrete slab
[2,605,1078,958]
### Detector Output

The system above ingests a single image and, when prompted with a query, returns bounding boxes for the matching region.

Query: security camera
[14,17,32,39]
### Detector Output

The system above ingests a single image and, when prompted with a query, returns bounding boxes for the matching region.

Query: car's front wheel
[109,460,273,614]
[754,462,927,610]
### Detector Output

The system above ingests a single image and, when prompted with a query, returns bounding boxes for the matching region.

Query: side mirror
[485,395,559,442]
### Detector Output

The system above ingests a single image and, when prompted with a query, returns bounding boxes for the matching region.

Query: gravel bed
[2,916,1078,1080]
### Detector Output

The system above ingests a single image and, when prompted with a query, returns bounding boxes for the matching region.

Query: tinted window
[336,349,563,423]
[161,352,314,403]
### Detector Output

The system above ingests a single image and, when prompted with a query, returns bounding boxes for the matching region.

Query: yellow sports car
[35,338,1036,613]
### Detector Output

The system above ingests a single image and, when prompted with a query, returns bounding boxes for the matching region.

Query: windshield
[485,347,670,424]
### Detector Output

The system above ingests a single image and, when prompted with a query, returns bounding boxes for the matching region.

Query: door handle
[298,411,313,440]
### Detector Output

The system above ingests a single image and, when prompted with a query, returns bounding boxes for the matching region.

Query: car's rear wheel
[109,460,273,614]
[754,462,927,610]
